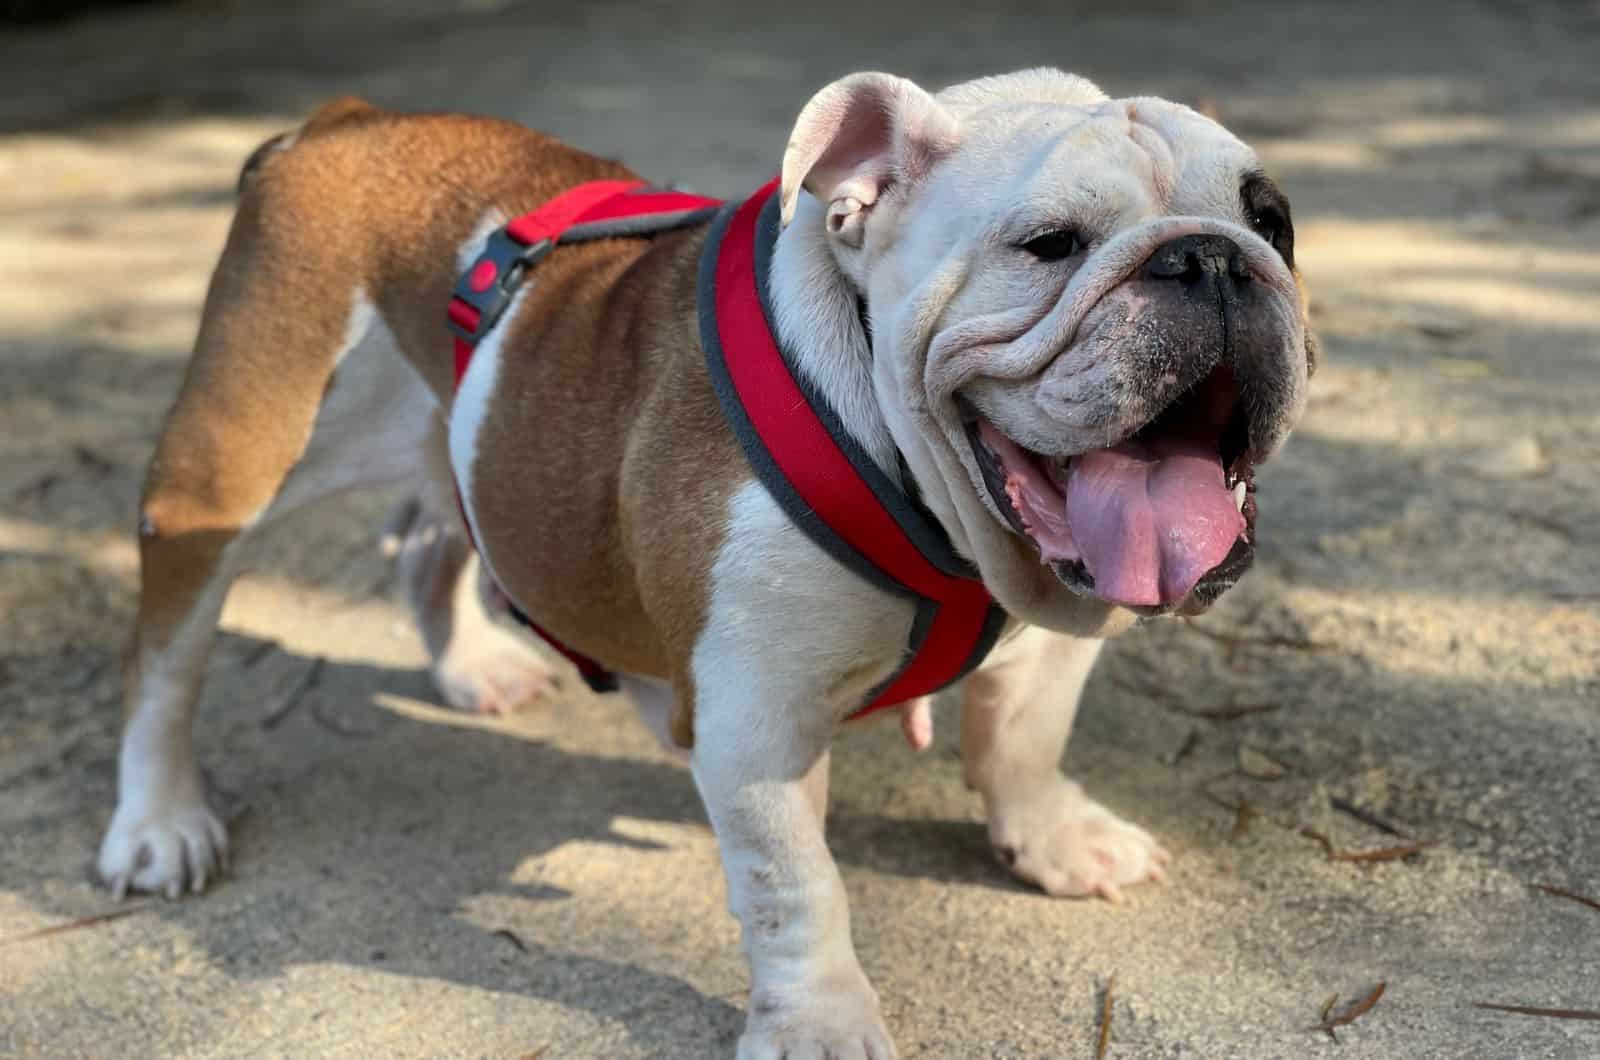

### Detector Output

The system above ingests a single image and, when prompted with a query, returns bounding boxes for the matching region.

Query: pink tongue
[1064,440,1244,606]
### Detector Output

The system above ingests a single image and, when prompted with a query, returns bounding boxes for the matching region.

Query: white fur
[959,627,1168,901]
[399,525,558,716]
[691,481,912,1059]
[617,673,683,753]
[695,67,1309,1052]
[935,67,1108,113]
[99,568,235,899]
[273,295,436,512]
[778,69,1308,635]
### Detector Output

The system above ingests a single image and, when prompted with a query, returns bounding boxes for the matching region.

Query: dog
[99,69,1313,1058]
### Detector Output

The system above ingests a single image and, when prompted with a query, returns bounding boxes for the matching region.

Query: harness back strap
[449,181,722,692]
[700,179,1007,715]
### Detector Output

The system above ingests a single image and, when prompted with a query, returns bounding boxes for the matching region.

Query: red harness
[448,178,1005,714]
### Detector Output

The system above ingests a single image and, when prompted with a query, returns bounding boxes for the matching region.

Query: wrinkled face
[785,70,1314,633]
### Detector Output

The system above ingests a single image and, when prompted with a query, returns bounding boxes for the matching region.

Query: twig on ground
[1106,672,1180,706]
[260,657,324,731]
[1162,728,1200,767]
[310,693,383,738]
[1298,827,1335,856]
[239,639,278,669]
[1192,700,1280,721]
[1330,796,1410,838]
[72,445,116,476]
[1317,994,1340,1041]
[1472,1002,1600,1022]
[1299,827,1429,863]
[14,471,61,502]
[1178,620,1333,667]
[1199,786,1263,842]
[1329,842,1431,863]
[1309,982,1385,1037]
[16,447,118,501]
[1238,747,1288,780]
[1534,884,1600,915]
[1,904,149,946]
[1230,800,1258,841]
[1095,975,1115,1060]
[492,928,529,953]
[1106,673,1279,721]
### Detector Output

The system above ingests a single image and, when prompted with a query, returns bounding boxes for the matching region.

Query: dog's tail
[236,96,381,194]
[236,132,292,193]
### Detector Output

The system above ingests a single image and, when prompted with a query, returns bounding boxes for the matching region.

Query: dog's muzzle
[962,229,1301,615]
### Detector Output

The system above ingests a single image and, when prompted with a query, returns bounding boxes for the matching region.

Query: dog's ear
[781,72,959,245]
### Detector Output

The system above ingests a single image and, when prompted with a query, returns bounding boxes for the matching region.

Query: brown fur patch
[152,100,753,745]
[1293,268,1318,376]
[464,227,752,748]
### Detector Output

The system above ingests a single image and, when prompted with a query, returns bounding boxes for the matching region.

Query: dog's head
[781,68,1315,634]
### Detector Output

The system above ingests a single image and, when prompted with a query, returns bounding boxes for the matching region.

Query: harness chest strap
[699,179,1007,714]
[447,177,1005,712]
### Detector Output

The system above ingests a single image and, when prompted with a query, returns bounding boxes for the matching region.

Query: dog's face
[782,69,1314,633]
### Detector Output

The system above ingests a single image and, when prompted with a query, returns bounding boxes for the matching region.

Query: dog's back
[223,99,638,398]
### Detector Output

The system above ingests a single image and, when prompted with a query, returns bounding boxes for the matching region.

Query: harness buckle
[446,230,554,344]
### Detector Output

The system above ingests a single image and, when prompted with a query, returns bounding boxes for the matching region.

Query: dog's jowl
[102,69,1312,1058]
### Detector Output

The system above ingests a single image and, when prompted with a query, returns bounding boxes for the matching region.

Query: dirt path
[3,2,1598,1057]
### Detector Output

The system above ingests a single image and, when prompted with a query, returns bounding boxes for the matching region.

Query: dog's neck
[766,194,902,484]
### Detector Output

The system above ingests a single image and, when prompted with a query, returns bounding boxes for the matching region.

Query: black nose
[1143,234,1250,287]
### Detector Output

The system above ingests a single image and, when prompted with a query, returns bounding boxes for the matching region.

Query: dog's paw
[987,776,1169,901]
[738,972,896,1060]
[433,632,561,715]
[97,793,228,901]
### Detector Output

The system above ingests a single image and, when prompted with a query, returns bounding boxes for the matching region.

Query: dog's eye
[1241,173,1295,266]
[1249,207,1286,248]
[1020,229,1084,261]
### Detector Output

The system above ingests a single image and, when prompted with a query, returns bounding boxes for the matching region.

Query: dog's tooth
[1233,482,1247,511]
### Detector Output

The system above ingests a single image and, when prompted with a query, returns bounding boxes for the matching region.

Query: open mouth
[966,365,1257,614]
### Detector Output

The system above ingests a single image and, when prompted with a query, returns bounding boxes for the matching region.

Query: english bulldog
[100,68,1313,1058]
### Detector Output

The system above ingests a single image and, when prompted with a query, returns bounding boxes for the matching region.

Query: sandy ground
[3,1,1599,1057]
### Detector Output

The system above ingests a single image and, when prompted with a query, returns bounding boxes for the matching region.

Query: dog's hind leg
[99,200,442,897]
[382,450,561,716]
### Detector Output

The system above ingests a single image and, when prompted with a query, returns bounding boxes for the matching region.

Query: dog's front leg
[962,627,1170,901]
[684,485,902,1058]
[693,700,892,1060]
